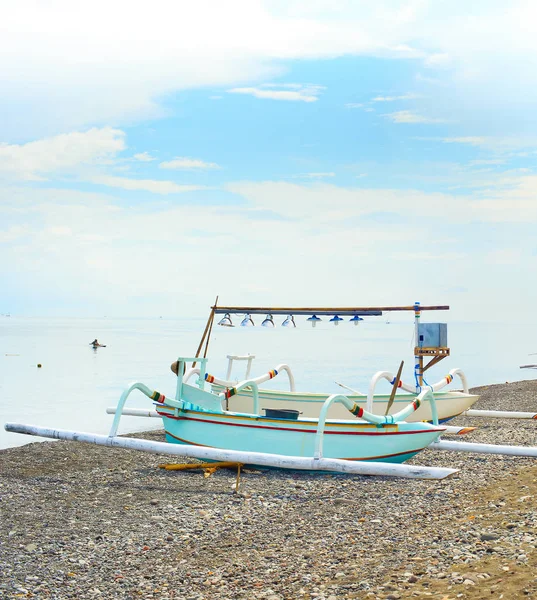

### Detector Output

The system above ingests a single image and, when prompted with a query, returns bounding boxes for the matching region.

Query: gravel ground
[1,380,537,599]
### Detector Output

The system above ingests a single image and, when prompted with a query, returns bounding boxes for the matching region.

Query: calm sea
[1,315,536,449]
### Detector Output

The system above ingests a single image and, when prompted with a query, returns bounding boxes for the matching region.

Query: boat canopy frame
[195,300,451,389]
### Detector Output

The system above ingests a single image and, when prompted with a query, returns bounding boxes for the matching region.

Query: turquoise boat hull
[156,405,445,464]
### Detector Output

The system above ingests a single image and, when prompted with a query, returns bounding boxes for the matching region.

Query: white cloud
[227,84,324,102]
[383,110,446,124]
[261,83,305,89]
[133,152,156,162]
[3,1,537,135]
[485,249,522,265]
[2,2,415,132]
[2,176,537,321]
[394,251,465,261]
[0,128,212,193]
[0,185,432,319]
[345,103,375,112]
[442,136,489,146]
[0,225,30,243]
[469,159,506,166]
[424,53,451,68]
[47,226,73,236]
[226,175,537,225]
[0,128,125,180]
[294,172,335,179]
[90,175,205,194]
[159,157,221,170]
[371,93,420,102]
[441,136,537,152]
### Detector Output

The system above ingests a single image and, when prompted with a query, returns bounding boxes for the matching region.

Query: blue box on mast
[418,323,448,348]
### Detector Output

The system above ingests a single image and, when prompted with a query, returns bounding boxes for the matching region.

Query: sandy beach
[1,380,537,599]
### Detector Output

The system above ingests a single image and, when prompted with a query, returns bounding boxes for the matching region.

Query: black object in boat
[263,408,300,420]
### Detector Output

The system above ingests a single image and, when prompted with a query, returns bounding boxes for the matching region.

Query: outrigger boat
[181,301,480,424]
[118,356,447,466]
[5,301,537,481]
[5,353,456,480]
[186,359,478,424]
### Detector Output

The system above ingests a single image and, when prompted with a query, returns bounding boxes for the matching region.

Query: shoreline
[1,379,537,599]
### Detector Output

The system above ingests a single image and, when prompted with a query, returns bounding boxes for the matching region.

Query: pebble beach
[1,380,537,599]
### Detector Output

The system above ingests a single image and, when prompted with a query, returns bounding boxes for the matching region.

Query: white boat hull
[214,387,479,423]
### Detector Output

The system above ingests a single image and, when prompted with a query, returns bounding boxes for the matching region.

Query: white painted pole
[4,423,457,480]
[442,425,476,435]
[335,381,366,396]
[462,409,537,420]
[106,407,160,417]
[430,439,537,457]
[414,301,421,393]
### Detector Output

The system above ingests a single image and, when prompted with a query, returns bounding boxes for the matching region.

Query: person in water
[91,339,102,348]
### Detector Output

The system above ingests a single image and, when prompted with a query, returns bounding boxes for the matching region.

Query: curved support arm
[315,394,355,459]
[422,387,439,426]
[314,390,435,458]
[109,382,179,437]
[367,371,415,411]
[367,367,469,411]
[276,364,296,392]
[218,380,260,415]
[205,364,295,392]
[183,367,200,385]
[392,387,439,425]
[429,368,469,394]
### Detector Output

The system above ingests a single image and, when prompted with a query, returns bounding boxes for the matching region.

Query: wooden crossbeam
[159,461,241,471]
[159,461,244,491]
[414,347,450,357]
[414,347,450,375]
[214,305,448,314]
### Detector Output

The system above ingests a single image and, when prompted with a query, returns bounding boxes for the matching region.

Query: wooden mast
[192,295,218,367]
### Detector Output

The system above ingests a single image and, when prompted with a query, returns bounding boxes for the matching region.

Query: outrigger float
[5,301,537,480]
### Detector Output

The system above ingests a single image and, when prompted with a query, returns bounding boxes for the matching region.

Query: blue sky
[1,0,536,321]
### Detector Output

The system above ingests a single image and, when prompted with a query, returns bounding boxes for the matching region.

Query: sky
[1,0,537,322]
